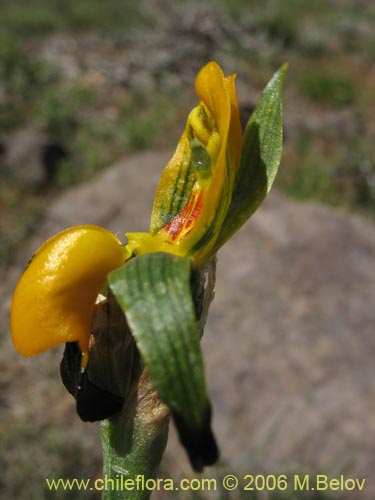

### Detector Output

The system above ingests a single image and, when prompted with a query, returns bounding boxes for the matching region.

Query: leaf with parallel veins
[108,252,218,471]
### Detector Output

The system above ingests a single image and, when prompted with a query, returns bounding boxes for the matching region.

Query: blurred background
[0,0,374,275]
[0,0,375,499]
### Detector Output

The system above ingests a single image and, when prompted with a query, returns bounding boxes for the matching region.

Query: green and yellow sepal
[127,61,243,267]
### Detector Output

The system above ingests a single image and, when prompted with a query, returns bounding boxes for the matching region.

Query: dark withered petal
[60,342,123,422]
[173,406,218,472]
[76,367,124,422]
[60,342,81,396]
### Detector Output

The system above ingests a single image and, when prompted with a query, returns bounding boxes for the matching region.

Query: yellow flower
[126,61,242,266]
[11,226,125,366]
[10,61,242,363]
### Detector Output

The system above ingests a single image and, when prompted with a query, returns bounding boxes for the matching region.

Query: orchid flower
[10,61,285,479]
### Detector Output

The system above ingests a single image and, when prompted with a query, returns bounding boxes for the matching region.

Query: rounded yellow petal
[11,225,125,361]
[195,61,230,140]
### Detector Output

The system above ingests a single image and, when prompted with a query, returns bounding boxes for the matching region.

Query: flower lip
[10,225,125,365]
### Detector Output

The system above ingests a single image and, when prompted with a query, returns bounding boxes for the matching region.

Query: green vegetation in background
[0,35,52,131]
[277,137,342,208]
[220,0,375,58]
[0,0,152,35]
[1,0,373,53]
[277,134,374,216]
[299,72,355,108]
[256,0,328,47]
[217,0,373,218]
[46,91,180,189]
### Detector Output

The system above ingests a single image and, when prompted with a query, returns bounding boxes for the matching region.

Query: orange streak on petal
[163,189,205,241]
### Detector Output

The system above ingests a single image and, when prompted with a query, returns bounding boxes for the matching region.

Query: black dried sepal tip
[173,407,219,472]
[60,342,124,422]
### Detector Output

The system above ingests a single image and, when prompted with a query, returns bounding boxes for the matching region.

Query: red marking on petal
[163,190,205,241]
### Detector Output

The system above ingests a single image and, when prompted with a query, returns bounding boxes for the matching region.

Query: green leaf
[108,252,217,471]
[214,63,287,251]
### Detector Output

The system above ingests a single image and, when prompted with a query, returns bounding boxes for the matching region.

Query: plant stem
[100,369,170,500]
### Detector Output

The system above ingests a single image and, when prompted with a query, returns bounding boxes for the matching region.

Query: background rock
[0,150,373,499]
[1,125,47,185]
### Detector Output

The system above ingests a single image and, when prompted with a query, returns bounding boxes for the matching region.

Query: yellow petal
[10,225,125,364]
[125,232,186,258]
[194,61,231,140]
[150,61,242,266]
[187,62,233,258]
[224,73,243,177]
